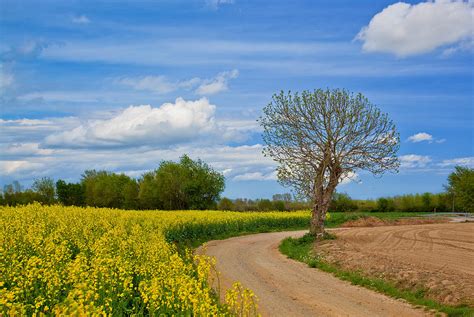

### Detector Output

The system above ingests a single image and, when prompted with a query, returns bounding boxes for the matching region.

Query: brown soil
[316,223,474,307]
[341,216,449,227]
[202,230,430,317]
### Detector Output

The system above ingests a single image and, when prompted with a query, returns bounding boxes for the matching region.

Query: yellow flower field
[0,204,309,316]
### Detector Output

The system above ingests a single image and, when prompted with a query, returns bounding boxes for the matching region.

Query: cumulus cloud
[196,69,239,95]
[72,15,90,24]
[399,154,432,168]
[356,0,473,57]
[44,97,217,148]
[407,132,433,143]
[407,132,446,143]
[117,69,238,95]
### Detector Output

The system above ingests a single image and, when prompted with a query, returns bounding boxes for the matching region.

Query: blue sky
[0,0,473,199]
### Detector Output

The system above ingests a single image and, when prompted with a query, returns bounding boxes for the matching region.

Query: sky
[0,0,473,199]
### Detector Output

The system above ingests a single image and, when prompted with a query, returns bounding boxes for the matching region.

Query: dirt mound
[341,216,448,227]
[317,223,474,307]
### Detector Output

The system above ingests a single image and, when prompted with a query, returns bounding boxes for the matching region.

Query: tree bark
[310,203,327,239]
[310,169,340,239]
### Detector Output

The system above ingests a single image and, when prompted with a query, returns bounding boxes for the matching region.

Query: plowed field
[318,223,474,306]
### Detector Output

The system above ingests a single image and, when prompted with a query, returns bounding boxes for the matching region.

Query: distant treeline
[216,191,460,213]
[1,155,225,210]
[1,160,473,213]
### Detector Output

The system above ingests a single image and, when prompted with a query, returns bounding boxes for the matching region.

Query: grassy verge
[279,234,474,317]
[325,211,430,228]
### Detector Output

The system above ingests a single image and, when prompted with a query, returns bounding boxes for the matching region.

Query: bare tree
[260,89,399,238]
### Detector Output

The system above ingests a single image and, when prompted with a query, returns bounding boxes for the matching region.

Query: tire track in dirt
[318,223,474,306]
[202,230,428,317]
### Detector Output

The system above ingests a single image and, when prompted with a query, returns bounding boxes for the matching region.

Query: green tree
[260,89,399,238]
[218,197,234,210]
[32,177,56,204]
[81,170,138,209]
[257,199,273,211]
[421,192,432,212]
[140,155,225,210]
[56,180,85,206]
[272,200,287,211]
[138,172,161,209]
[446,166,474,212]
[329,192,357,212]
[377,197,395,212]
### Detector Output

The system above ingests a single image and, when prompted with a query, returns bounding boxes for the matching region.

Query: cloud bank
[44,98,217,148]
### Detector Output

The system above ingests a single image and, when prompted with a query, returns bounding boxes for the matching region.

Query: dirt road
[204,230,428,317]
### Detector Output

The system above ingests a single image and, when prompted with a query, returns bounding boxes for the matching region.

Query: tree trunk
[310,171,339,239]
[310,201,329,240]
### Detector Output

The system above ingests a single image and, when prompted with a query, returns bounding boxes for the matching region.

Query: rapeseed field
[0,204,309,316]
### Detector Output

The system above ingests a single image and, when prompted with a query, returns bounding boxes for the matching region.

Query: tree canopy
[446,165,474,213]
[139,155,225,210]
[260,89,400,237]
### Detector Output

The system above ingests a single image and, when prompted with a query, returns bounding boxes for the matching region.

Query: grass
[279,233,474,317]
[324,211,430,228]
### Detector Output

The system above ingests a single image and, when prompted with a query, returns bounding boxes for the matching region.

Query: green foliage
[218,197,234,210]
[446,166,474,213]
[32,177,56,204]
[138,155,225,210]
[272,200,287,211]
[164,211,310,246]
[56,180,85,206]
[81,170,139,209]
[0,184,43,206]
[257,199,273,211]
[376,197,395,212]
[329,192,358,212]
[324,211,429,228]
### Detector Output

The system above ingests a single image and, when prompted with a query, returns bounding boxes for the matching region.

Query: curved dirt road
[204,230,427,317]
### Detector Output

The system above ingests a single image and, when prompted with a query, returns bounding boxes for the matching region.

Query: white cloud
[217,118,261,142]
[18,91,101,103]
[0,118,53,126]
[339,171,359,185]
[233,171,277,181]
[117,76,197,94]
[439,156,474,167]
[0,64,14,92]
[44,97,217,148]
[117,70,238,95]
[72,15,90,24]
[196,69,238,95]
[1,143,53,156]
[206,0,234,9]
[407,132,446,143]
[399,154,432,168]
[356,0,473,57]
[0,161,43,175]
[407,132,433,143]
